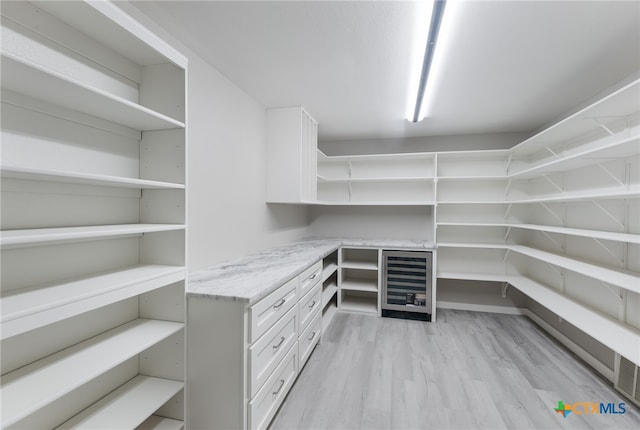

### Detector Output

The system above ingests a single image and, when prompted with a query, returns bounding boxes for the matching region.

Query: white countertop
[187,238,435,304]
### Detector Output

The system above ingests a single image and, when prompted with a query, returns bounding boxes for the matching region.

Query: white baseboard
[524,309,615,382]
[437,301,527,315]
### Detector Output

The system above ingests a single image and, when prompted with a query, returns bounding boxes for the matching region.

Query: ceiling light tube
[411,0,447,123]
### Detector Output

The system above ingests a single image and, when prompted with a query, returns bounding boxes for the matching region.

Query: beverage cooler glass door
[381,250,432,314]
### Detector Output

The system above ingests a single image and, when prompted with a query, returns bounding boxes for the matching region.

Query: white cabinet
[187,261,323,430]
[0,1,187,428]
[339,247,380,315]
[266,106,317,203]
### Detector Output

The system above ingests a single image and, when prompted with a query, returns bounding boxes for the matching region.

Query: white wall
[122,2,310,272]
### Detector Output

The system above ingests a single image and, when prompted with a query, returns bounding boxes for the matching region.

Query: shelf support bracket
[542,174,565,193]
[539,202,564,225]
[589,117,616,136]
[598,280,624,302]
[501,282,509,298]
[503,226,512,241]
[591,237,623,266]
[544,261,564,277]
[595,162,624,186]
[540,230,564,251]
[506,153,513,176]
[502,248,511,262]
[590,200,625,231]
[544,146,562,159]
[504,203,513,221]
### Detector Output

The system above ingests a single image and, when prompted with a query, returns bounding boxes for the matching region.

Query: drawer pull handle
[273,298,286,309]
[309,273,318,280]
[308,300,317,309]
[273,336,285,350]
[308,331,317,341]
[273,379,285,395]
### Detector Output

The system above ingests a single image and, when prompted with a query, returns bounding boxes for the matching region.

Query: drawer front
[298,312,321,371]
[249,306,297,398]
[299,260,322,298]
[248,343,298,430]
[298,283,322,333]
[250,276,297,343]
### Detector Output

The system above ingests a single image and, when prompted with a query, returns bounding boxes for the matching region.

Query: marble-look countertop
[187,238,436,305]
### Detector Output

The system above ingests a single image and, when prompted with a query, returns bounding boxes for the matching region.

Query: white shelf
[313,200,436,206]
[137,415,185,430]
[340,294,378,314]
[321,262,338,282]
[1,318,184,429]
[437,272,509,283]
[322,301,338,333]
[437,242,508,250]
[1,164,185,190]
[510,245,640,294]
[1,224,185,249]
[57,376,183,430]
[509,134,640,178]
[437,222,640,244]
[437,175,508,180]
[322,282,338,307]
[341,261,378,271]
[508,185,640,204]
[511,78,640,156]
[0,52,184,131]
[318,176,434,183]
[340,278,378,293]
[1,265,185,340]
[438,242,639,293]
[508,276,640,366]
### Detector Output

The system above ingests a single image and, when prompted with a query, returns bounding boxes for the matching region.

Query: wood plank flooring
[270,309,640,430]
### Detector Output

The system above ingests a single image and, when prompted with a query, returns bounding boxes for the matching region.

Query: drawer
[249,305,297,398]
[298,260,322,298]
[248,343,298,430]
[250,276,297,343]
[298,311,321,371]
[298,283,321,333]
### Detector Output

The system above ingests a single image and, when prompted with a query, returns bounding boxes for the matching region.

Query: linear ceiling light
[409,0,447,123]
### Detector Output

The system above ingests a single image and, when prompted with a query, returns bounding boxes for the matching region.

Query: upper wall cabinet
[266,106,317,203]
[1,1,187,428]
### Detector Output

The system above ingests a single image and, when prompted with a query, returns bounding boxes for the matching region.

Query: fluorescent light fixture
[407,0,447,123]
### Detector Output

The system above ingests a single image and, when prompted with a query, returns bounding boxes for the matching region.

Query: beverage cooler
[381,250,433,321]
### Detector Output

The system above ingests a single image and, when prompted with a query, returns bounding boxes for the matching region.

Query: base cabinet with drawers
[186,260,322,430]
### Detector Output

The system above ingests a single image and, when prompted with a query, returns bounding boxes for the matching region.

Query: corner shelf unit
[338,247,380,315]
[434,77,640,378]
[1,1,187,429]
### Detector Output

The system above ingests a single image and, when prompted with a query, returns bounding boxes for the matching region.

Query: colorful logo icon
[555,401,572,418]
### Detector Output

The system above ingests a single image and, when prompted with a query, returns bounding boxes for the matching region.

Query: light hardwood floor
[270,309,640,430]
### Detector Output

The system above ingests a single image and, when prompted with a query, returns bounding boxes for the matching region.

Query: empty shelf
[322,282,338,307]
[1,265,185,340]
[1,52,184,131]
[56,375,183,429]
[1,319,184,428]
[137,415,185,430]
[340,278,378,292]
[1,224,185,249]
[1,164,185,190]
[321,262,338,282]
[340,294,377,314]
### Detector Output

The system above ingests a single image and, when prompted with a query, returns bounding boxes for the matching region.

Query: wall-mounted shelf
[1,52,184,131]
[2,319,183,428]
[1,164,185,190]
[1,265,184,340]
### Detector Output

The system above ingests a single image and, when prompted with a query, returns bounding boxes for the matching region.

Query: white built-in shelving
[308,76,640,377]
[1,1,187,428]
[321,250,339,331]
[338,247,380,314]
[317,151,435,204]
[434,77,640,376]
